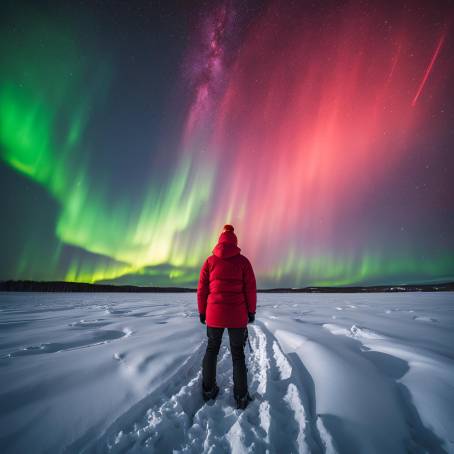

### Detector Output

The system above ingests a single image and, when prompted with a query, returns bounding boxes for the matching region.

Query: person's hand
[248,312,255,324]
[200,313,206,324]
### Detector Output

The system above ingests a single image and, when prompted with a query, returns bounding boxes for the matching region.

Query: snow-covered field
[0,292,453,453]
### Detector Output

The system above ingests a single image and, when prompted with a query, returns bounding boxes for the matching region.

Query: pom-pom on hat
[218,224,238,245]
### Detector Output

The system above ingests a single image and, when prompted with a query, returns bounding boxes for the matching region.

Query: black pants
[202,326,248,397]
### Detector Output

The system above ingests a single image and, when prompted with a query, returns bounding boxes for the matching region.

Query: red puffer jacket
[197,229,257,328]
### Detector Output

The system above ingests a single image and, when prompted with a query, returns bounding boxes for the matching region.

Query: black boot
[234,391,253,409]
[202,383,219,402]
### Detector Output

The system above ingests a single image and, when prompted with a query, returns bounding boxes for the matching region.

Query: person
[197,224,257,410]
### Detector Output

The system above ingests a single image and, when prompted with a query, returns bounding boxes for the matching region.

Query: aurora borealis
[1,0,453,288]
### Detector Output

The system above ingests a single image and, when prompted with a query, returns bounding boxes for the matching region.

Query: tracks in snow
[88,324,327,453]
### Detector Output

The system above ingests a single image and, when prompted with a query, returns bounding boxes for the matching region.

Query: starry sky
[1,0,453,288]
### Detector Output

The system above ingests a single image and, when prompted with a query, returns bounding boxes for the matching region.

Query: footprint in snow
[113,352,126,361]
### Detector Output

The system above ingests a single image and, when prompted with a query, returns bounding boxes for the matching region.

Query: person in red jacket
[197,224,257,409]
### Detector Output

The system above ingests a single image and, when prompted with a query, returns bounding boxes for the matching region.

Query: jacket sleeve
[243,258,257,314]
[197,259,210,315]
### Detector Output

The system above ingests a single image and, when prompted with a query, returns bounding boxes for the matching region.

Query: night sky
[1,0,453,288]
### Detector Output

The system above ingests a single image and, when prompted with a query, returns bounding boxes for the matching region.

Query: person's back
[198,226,256,328]
[197,224,256,409]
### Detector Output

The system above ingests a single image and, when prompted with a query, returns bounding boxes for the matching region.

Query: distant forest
[1,280,453,293]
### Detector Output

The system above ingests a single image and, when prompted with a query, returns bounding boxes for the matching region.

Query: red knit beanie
[218,224,238,245]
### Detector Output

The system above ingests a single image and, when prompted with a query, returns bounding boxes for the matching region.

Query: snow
[0,292,453,453]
